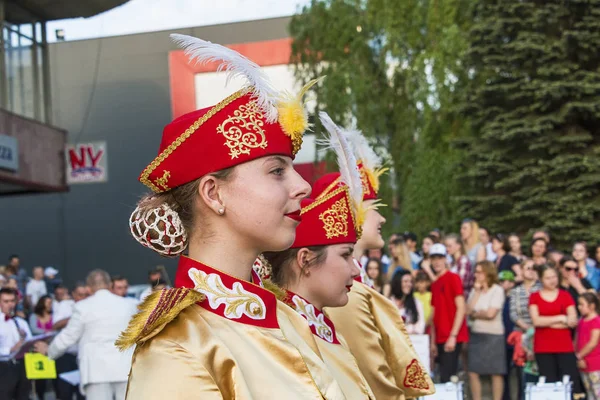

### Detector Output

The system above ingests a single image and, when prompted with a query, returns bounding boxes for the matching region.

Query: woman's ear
[198,175,226,216]
[296,248,313,277]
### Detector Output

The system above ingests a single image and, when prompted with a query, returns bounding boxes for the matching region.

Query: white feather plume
[170,34,279,122]
[344,126,382,172]
[318,112,363,208]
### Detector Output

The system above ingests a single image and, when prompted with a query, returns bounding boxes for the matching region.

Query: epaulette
[115,287,204,351]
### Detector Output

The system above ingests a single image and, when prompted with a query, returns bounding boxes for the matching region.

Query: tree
[458,0,600,249]
[289,0,472,239]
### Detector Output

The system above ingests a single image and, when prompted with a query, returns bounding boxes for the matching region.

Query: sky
[45,0,310,42]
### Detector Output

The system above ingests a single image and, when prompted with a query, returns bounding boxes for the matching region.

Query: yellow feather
[115,287,204,351]
[276,77,324,154]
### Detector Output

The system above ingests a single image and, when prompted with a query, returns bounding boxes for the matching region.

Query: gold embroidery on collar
[188,268,266,320]
[217,100,268,159]
[139,90,244,193]
[291,295,334,343]
[154,170,171,191]
[319,197,349,239]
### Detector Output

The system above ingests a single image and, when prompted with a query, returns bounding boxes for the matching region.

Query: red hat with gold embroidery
[139,34,321,193]
[312,128,386,201]
[292,113,365,248]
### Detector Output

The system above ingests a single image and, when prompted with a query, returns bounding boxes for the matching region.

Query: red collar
[283,290,340,345]
[175,256,279,329]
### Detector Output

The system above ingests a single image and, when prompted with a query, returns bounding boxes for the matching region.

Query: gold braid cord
[115,287,205,351]
[261,278,287,302]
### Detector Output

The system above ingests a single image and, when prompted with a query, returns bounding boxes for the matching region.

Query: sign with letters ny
[66,141,108,184]
[0,134,18,172]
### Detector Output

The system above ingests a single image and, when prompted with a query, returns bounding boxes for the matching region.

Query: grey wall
[0,17,291,286]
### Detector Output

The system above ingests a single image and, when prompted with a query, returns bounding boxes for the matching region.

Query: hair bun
[129,202,188,257]
[253,254,272,280]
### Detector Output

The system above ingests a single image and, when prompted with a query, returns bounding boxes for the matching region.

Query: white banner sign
[66,142,107,184]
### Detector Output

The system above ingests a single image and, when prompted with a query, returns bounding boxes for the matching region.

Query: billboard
[66,142,107,184]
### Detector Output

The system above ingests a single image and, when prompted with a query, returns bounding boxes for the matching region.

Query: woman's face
[6,279,17,289]
[460,222,471,241]
[220,156,310,252]
[509,235,521,253]
[474,265,485,284]
[358,200,386,251]
[366,261,380,280]
[401,274,413,295]
[305,244,360,309]
[532,240,547,257]
[522,261,537,282]
[541,268,559,290]
[561,260,579,281]
[572,243,587,262]
[444,238,458,256]
[479,228,490,245]
[44,297,52,312]
[491,238,503,254]
[422,238,434,255]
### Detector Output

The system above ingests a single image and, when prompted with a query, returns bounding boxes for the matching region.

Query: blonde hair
[463,220,481,250]
[388,240,412,282]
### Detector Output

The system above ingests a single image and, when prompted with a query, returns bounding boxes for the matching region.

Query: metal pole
[41,21,52,124]
[31,22,40,120]
[0,0,6,109]
[17,25,25,114]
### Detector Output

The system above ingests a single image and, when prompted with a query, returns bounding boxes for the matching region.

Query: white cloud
[46,0,309,42]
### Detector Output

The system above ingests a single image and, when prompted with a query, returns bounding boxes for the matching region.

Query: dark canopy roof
[5,0,131,24]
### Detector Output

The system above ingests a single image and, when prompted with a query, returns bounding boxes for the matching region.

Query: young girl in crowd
[414,271,432,330]
[390,270,425,334]
[365,258,385,294]
[576,292,600,400]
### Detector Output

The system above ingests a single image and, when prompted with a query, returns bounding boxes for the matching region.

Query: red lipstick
[285,210,302,222]
[346,285,353,292]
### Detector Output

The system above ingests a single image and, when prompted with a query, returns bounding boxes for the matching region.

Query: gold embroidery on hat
[154,170,171,191]
[140,90,244,193]
[319,197,349,239]
[217,100,268,159]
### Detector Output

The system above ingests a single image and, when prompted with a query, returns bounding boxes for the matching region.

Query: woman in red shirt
[529,265,584,397]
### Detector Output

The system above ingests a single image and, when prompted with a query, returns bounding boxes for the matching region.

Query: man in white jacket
[36,269,137,400]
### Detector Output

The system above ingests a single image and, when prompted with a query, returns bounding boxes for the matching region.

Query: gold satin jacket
[118,256,346,400]
[285,291,375,400]
[326,279,435,400]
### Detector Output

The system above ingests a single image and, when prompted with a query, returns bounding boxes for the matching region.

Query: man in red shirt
[429,243,469,382]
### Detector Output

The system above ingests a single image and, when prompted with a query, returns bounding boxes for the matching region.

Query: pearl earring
[218,208,225,215]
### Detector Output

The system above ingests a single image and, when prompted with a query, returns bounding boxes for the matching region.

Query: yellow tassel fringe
[115,287,204,351]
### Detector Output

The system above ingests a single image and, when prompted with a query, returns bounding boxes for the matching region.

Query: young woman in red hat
[262,112,375,399]
[312,126,435,399]
[116,34,345,399]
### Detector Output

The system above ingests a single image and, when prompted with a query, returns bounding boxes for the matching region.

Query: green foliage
[289,0,472,239]
[458,0,600,249]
